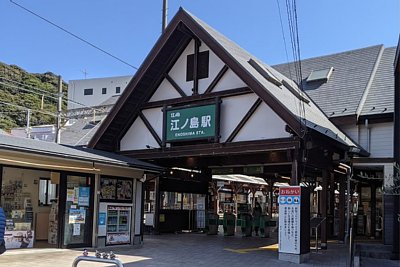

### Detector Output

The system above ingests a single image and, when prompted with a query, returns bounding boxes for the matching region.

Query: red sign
[279,187,300,196]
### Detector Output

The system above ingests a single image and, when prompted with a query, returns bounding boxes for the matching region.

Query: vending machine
[106,206,131,245]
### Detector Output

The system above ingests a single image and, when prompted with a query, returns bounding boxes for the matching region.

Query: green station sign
[165,104,217,142]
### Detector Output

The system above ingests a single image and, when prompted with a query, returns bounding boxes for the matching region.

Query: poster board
[278,186,301,254]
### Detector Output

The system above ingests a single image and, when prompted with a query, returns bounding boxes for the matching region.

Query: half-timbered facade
[89,9,365,244]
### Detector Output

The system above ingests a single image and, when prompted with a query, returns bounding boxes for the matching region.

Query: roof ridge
[355,46,385,117]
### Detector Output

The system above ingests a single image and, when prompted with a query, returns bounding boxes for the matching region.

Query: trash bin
[207,213,219,235]
[260,215,276,238]
[239,213,253,237]
[223,212,236,236]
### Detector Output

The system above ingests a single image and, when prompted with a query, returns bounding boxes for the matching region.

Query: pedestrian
[253,202,262,236]
[0,207,6,255]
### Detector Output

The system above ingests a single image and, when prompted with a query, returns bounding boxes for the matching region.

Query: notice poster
[74,187,79,204]
[278,186,301,254]
[67,189,75,202]
[98,212,106,226]
[106,233,130,245]
[73,223,80,236]
[78,187,90,206]
[69,209,86,224]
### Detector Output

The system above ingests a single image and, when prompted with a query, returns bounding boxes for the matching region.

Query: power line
[276,0,293,81]
[9,0,138,70]
[0,81,58,102]
[0,100,60,117]
[0,77,103,111]
[0,76,58,97]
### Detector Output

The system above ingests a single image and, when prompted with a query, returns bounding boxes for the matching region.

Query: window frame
[39,177,58,206]
[83,88,93,96]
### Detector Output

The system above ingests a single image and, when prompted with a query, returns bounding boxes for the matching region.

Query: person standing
[253,202,262,236]
[0,207,6,254]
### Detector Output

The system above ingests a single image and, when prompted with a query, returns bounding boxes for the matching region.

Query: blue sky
[0,0,399,82]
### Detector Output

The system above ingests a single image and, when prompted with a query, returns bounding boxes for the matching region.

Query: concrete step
[359,250,392,259]
[356,243,392,260]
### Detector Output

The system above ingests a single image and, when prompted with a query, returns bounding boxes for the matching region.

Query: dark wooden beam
[165,74,187,97]
[120,138,299,160]
[226,98,262,143]
[139,112,162,146]
[142,87,252,109]
[204,65,229,94]
[193,39,200,95]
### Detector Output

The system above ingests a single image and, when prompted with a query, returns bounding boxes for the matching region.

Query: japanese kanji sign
[279,186,301,254]
[165,104,217,142]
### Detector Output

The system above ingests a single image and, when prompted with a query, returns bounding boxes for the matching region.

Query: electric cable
[9,0,138,70]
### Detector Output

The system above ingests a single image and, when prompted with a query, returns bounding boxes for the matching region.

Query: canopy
[212,174,268,186]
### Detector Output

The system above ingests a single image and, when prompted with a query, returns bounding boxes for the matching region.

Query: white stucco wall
[233,102,290,142]
[68,75,132,110]
[120,117,160,150]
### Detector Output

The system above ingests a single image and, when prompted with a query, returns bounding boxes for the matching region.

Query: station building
[88,8,400,252]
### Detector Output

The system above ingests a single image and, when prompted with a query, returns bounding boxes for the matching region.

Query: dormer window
[306,67,334,83]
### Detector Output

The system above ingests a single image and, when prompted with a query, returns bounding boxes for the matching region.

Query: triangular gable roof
[89,8,364,155]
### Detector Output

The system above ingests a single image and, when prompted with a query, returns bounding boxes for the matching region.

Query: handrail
[72,256,123,267]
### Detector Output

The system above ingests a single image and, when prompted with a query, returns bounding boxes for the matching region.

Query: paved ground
[0,232,398,266]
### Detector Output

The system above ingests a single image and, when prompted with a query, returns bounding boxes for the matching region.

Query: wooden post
[321,170,328,249]
[338,176,346,242]
[370,183,376,238]
[329,173,335,237]
[291,149,300,186]
[269,179,274,216]
[154,176,160,234]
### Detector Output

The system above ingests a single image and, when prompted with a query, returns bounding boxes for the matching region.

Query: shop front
[0,134,161,250]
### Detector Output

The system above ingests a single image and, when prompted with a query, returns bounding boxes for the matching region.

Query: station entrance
[88,8,368,249]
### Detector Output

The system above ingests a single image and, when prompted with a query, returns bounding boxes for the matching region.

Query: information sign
[278,186,301,254]
[165,104,217,142]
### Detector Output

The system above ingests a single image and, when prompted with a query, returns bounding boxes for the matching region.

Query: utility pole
[55,75,62,144]
[162,0,168,33]
[26,109,31,138]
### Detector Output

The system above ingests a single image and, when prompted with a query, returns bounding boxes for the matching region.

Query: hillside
[0,62,67,131]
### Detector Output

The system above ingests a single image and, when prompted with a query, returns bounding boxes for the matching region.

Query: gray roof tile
[273,45,384,118]
[361,47,396,116]
[187,10,359,149]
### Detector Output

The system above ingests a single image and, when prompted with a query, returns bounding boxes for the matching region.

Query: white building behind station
[67,75,132,110]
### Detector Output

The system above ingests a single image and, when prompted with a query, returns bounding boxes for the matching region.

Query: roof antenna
[162,0,168,34]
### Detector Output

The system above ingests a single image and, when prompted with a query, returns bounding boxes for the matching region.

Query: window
[116,86,121,94]
[39,178,57,206]
[186,50,209,81]
[306,67,334,82]
[102,87,107,94]
[161,192,182,210]
[84,88,93,95]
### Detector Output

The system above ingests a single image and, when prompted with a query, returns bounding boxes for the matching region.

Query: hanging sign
[165,104,218,142]
[278,186,301,254]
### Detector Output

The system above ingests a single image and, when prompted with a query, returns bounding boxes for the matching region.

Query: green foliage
[0,62,67,131]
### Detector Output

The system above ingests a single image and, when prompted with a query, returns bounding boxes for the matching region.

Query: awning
[212,174,268,186]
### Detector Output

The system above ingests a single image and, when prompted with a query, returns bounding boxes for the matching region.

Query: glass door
[60,174,94,248]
